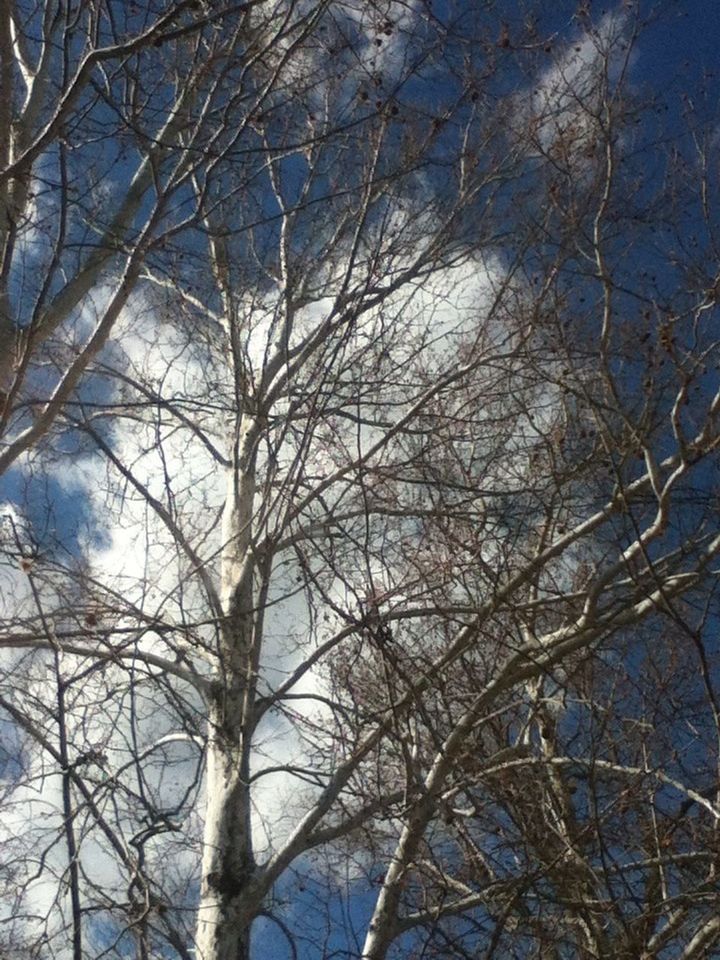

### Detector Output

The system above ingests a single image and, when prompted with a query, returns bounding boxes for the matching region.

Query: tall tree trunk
[197,446,258,960]
[195,697,254,960]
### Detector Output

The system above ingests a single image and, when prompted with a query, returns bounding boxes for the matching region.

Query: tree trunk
[196,451,257,960]
[195,699,254,960]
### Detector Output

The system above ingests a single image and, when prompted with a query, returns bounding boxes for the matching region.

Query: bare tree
[1,3,719,960]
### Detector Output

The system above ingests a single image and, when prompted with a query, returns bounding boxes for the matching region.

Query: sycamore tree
[1,2,720,959]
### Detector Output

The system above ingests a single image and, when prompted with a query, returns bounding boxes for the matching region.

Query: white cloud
[0,206,568,940]
[338,0,422,77]
[517,11,631,169]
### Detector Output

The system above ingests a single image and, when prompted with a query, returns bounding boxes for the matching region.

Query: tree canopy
[1,2,719,959]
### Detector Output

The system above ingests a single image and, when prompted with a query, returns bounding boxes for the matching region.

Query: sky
[1,2,719,958]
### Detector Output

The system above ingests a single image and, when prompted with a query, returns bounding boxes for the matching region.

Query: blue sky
[1,2,720,958]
